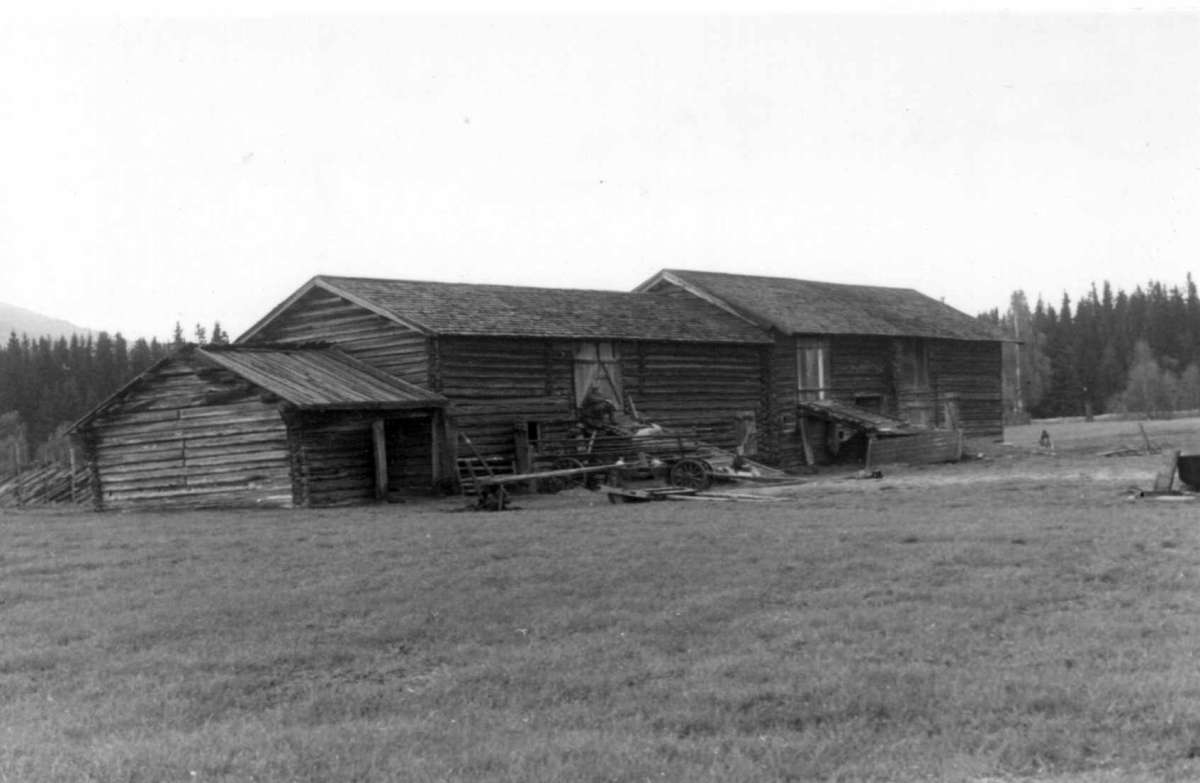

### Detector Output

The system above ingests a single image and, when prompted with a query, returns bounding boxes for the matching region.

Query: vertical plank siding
[250,288,430,386]
[85,360,293,510]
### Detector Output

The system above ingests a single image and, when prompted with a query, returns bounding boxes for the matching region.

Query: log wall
[387,416,436,495]
[621,341,766,453]
[437,336,767,465]
[769,334,804,470]
[291,411,374,507]
[773,334,1003,468]
[829,335,893,407]
[437,337,575,459]
[85,359,294,510]
[250,287,430,385]
[930,339,1004,438]
[289,411,436,506]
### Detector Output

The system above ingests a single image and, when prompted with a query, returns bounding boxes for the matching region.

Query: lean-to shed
[238,276,774,478]
[70,344,446,510]
[636,270,1005,468]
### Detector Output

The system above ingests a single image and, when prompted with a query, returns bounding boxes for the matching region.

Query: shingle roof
[641,270,1004,342]
[198,345,446,409]
[300,276,771,344]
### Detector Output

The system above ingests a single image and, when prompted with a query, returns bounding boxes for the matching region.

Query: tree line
[981,275,1200,420]
[0,322,228,477]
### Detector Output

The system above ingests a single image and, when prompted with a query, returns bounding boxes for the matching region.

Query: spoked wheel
[668,458,712,491]
[537,457,587,494]
[476,485,509,511]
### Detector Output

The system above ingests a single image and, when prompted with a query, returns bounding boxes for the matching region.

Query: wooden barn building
[636,270,1005,469]
[71,344,446,510]
[72,270,1003,509]
[236,275,773,485]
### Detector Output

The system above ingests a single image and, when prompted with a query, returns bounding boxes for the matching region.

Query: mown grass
[5,431,1200,781]
[1006,417,1200,455]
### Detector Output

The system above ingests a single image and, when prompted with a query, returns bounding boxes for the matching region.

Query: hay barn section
[70,344,446,510]
[637,270,1005,469]
[238,276,775,480]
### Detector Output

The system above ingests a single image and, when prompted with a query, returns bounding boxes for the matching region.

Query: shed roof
[239,275,771,344]
[637,270,1004,342]
[71,344,445,432]
[798,398,922,435]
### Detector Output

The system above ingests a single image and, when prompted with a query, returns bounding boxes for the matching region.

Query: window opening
[796,339,830,401]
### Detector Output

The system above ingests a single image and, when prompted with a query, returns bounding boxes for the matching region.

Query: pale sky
[2,9,1198,340]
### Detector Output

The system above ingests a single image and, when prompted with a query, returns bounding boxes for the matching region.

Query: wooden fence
[0,462,90,507]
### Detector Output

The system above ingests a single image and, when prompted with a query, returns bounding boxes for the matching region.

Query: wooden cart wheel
[668,458,712,491]
[477,485,509,511]
[537,457,586,494]
[554,457,587,488]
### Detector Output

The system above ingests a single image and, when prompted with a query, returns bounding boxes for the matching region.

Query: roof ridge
[657,269,1000,341]
[664,268,923,294]
[202,341,332,352]
[319,274,645,296]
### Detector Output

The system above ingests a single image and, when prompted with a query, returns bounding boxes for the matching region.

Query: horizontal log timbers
[88,358,294,509]
[250,288,430,384]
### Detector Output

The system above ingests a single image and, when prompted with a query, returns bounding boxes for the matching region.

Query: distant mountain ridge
[0,302,94,340]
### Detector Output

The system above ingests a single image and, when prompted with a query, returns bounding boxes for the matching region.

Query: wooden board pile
[599,484,783,504]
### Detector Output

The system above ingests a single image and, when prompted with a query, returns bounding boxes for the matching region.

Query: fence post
[69,448,77,504]
[12,442,22,508]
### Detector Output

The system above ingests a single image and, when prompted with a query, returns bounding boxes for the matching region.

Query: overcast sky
[2,10,1198,340]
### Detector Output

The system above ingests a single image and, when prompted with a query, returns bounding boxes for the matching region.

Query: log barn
[636,270,1005,469]
[72,269,1005,508]
[70,344,446,510]
[237,275,774,488]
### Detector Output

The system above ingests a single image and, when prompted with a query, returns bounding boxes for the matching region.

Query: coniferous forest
[0,322,228,476]
[983,275,1200,421]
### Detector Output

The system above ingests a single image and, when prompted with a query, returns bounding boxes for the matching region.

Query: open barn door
[573,342,623,410]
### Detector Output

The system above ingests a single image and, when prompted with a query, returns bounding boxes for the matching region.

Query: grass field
[5,418,1200,781]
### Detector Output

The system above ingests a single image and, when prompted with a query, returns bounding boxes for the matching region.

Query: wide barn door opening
[573,342,623,409]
